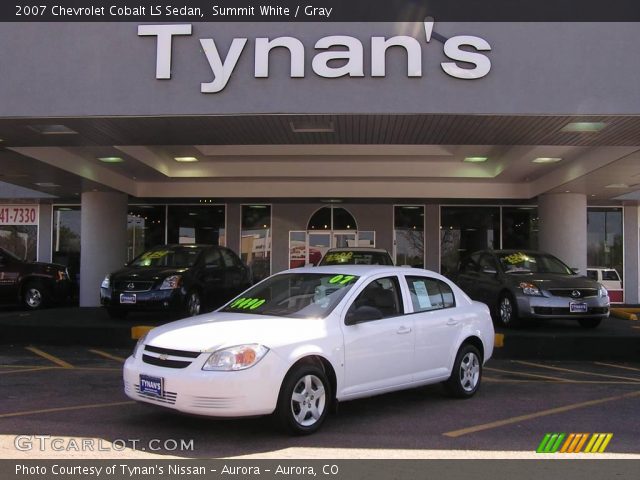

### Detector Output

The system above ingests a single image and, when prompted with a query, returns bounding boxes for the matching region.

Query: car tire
[185,290,201,317]
[578,318,602,329]
[498,293,520,328]
[22,281,49,310]
[276,362,331,435]
[444,344,483,398]
[107,308,128,319]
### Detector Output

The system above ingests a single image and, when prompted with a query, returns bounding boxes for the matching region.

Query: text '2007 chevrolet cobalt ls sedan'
[124,266,494,434]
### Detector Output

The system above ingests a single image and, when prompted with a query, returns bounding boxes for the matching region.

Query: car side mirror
[345,305,383,325]
[482,267,498,275]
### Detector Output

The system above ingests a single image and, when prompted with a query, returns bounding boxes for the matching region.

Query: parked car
[100,244,251,319]
[0,247,71,309]
[587,267,623,303]
[454,250,609,328]
[123,265,494,434]
[318,247,394,266]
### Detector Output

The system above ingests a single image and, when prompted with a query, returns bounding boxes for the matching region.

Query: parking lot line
[88,349,126,363]
[0,366,56,375]
[485,366,570,382]
[24,346,73,369]
[443,390,640,438]
[514,361,640,383]
[0,401,136,419]
[594,362,640,373]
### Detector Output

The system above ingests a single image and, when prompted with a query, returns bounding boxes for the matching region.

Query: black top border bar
[3,0,640,22]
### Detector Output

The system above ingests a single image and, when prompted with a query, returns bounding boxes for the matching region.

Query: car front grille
[548,288,598,298]
[533,307,609,315]
[142,345,201,369]
[189,396,237,409]
[115,281,154,292]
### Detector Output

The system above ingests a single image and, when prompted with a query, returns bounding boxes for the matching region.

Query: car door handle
[446,318,459,326]
[396,326,412,334]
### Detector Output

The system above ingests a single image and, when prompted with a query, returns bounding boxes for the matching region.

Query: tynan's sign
[138,20,492,93]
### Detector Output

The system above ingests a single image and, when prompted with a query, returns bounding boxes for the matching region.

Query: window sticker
[412,280,432,309]
[228,297,267,310]
[503,252,530,265]
[328,274,356,285]
[324,251,354,263]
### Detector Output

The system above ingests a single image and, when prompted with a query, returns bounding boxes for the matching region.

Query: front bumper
[100,288,184,311]
[515,294,609,320]
[123,349,289,417]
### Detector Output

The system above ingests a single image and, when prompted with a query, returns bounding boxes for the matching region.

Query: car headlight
[160,275,182,290]
[101,275,110,288]
[599,284,609,298]
[519,282,542,296]
[202,344,269,371]
[132,333,148,359]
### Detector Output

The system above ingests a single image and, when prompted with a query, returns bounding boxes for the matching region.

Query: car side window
[602,270,620,281]
[406,276,456,312]
[220,249,241,268]
[346,276,403,322]
[460,253,481,273]
[203,248,222,268]
[586,270,598,280]
[478,254,497,272]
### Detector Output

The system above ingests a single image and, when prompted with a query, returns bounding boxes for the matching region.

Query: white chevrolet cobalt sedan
[123,266,494,434]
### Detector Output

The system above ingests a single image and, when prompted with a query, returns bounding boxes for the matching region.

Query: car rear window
[602,270,620,281]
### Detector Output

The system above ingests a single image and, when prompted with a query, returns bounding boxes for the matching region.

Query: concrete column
[225,203,240,252]
[623,204,639,304]
[538,193,587,274]
[37,203,52,262]
[80,192,128,307]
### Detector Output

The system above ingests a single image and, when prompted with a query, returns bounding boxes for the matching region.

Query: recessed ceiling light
[34,182,60,187]
[565,190,571,193]
[604,183,629,189]
[174,156,198,162]
[560,122,607,133]
[532,157,563,164]
[98,156,124,163]
[463,157,488,163]
[28,124,78,135]
[290,121,335,133]
[320,199,343,203]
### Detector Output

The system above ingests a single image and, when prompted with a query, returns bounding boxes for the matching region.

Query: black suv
[0,247,71,309]
[100,244,252,319]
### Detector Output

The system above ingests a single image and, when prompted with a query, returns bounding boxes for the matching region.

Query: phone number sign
[0,205,39,225]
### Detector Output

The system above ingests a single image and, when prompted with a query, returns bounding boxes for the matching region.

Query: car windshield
[498,252,574,275]
[221,272,359,318]
[320,251,393,266]
[0,247,21,261]
[129,247,203,267]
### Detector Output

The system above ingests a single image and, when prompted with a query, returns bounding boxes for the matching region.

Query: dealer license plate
[569,302,588,313]
[139,374,164,397]
[120,293,136,304]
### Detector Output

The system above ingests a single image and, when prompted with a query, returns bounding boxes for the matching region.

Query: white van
[587,267,623,303]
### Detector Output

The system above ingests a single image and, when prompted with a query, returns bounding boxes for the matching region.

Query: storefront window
[502,207,538,250]
[308,207,356,231]
[52,206,80,279]
[167,205,226,246]
[127,205,166,261]
[0,204,39,261]
[440,206,500,277]
[241,205,271,282]
[394,205,424,267]
[587,207,623,278]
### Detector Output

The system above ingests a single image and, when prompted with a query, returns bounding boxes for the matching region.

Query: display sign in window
[0,205,38,225]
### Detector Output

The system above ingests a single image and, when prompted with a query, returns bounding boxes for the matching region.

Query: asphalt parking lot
[1,345,638,458]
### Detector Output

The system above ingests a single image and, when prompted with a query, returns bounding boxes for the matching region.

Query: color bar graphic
[537,433,613,453]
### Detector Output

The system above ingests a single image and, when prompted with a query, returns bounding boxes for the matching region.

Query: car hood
[144,312,328,352]
[110,266,188,281]
[505,273,599,289]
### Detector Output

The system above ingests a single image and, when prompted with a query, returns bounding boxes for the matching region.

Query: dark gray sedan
[454,250,609,328]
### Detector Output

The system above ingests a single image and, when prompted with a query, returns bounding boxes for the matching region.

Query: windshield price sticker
[503,252,531,265]
[324,252,354,263]
[0,205,38,225]
[229,297,267,310]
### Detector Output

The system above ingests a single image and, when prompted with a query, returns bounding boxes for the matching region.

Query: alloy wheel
[500,296,513,325]
[459,352,480,392]
[25,288,43,308]
[290,374,326,427]
[187,292,201,316]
